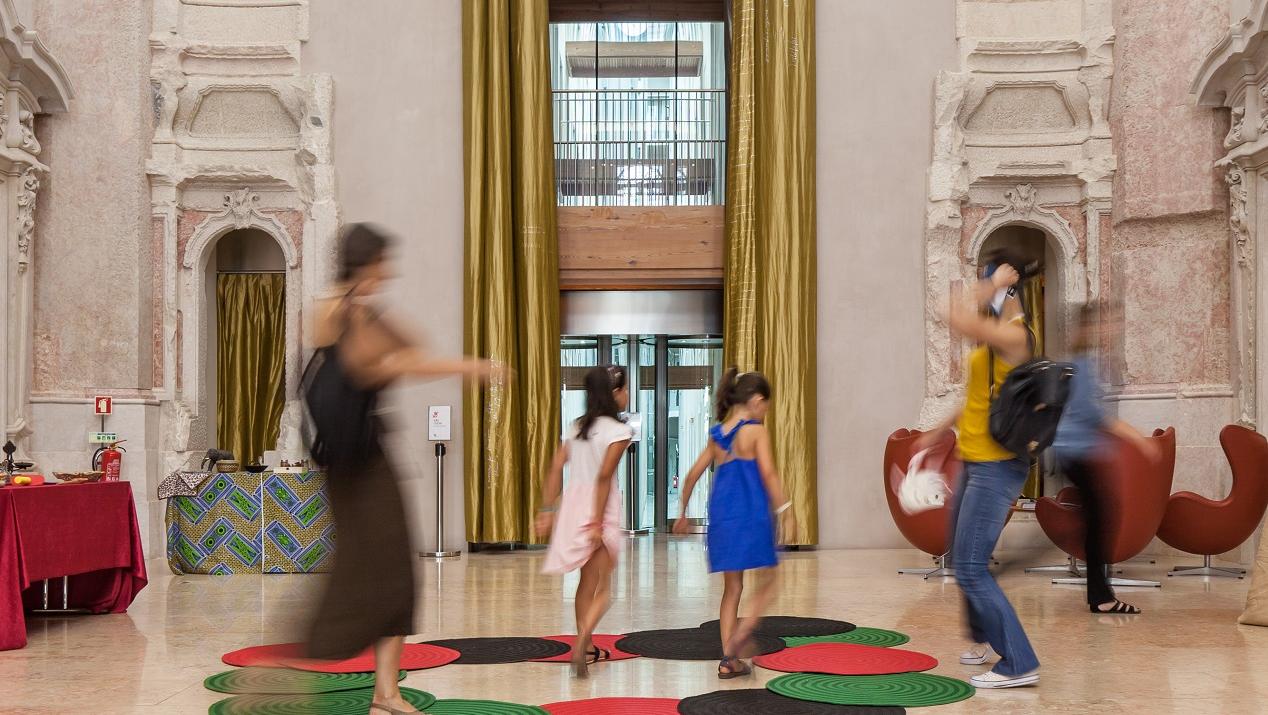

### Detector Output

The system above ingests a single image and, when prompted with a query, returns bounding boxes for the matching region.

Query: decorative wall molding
[182,187,299,269]
[920,14,1114,427]
[0,0,70,449]
[148,0,332,463]
[1226,163,1257,427]
[1194,3,1268,428]
[15,166,38,274]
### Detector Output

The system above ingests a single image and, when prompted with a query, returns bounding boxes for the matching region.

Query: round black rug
[418,637,570,665]
[677,689,904,715]
[698,616,855,639]
[614,627,785,661]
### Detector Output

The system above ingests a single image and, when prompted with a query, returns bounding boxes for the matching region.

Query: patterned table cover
[165,471,335,575]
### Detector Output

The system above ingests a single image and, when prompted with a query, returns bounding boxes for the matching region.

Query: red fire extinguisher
[93,441,126,482]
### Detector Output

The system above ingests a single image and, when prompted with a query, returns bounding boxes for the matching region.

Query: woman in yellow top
[920,250,1039,689]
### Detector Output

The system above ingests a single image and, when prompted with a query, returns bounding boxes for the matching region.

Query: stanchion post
[421,440,460,559]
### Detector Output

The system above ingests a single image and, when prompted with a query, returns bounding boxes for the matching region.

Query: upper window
[550,21,726,207]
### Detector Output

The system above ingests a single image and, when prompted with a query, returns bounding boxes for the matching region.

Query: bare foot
[370,695,420,714]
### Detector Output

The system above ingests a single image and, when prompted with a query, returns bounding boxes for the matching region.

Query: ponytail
[715,367,771,422]
[577,365,627,440]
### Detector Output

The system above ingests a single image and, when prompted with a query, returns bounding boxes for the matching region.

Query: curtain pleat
[463,0,561,545]
[724,0,818,544]
[216,273,286,465]
[1022,276,1046,498]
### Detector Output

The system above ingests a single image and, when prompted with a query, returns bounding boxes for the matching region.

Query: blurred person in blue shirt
[1051,303,1157,615]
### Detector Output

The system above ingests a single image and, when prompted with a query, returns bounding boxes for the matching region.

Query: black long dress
[304,340,415,660]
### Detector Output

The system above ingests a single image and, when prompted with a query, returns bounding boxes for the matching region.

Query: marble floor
[4,536,1267,714]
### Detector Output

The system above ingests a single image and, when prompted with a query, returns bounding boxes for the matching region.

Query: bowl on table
[244,463,268,473]
[214,460,241,474]
[52,471,104,484]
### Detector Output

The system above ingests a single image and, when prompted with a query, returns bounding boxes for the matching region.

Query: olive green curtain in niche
[216,273,285,465]
[463,0,560,545]
[724,0,818,544]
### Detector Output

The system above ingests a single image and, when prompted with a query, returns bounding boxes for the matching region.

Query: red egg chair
[1157,424,1268,579]
[884,428,962,578]
[1037,427,1175,588]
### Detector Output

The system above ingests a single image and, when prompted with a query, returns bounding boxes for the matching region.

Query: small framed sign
[428,406,451,442]
[94,396,113,416]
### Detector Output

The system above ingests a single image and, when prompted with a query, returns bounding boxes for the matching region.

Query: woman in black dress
[305,223,499,714]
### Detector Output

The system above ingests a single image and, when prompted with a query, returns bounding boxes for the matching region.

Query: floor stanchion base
[420,551,462,559]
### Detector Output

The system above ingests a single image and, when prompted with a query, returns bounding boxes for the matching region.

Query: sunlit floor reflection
[2,536,1265,714]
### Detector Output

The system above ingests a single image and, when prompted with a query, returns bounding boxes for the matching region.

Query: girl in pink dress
[536,365,633,676]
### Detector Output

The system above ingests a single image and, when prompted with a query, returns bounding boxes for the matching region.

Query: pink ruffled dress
[543,416,634,574]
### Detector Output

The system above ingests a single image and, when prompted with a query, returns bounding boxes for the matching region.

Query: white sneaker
[970,668,1039,689]
[959,643,996,665]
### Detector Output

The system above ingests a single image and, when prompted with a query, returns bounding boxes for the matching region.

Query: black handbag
[300,294,378,468]
[987,316,1075,457]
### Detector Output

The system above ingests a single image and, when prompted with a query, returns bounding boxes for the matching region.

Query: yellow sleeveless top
[957,323,1024,463]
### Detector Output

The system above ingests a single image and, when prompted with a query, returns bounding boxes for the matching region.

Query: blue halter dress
[706,420,778,573]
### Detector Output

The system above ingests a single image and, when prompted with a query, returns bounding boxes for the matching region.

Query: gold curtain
[463,0,560,544]
[1022,276,1046,498]
[724,0,818,544]
[216,273,285,465]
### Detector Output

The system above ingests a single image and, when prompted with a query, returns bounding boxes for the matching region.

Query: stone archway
[921,183,1094,426]
[177,188,303,453]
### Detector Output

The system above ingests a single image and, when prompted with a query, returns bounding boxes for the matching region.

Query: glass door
[559,333,721,533]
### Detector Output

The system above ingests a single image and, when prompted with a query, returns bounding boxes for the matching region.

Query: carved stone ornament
[18,109,38,154]
[1227,163,1257,428]
[15,166,38,273]
[1228,165,1251,266]
[1227,105,1247,149]
[1004,184,1037,217]
[222,187,261,229]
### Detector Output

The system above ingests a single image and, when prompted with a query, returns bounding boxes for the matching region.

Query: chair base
[1026,555,1083,576]
[1052,576,1161,588]
[1168,555,1246,579]
[899,554,954,579]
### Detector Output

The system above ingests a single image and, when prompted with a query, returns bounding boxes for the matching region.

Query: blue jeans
[951,459,1040,676]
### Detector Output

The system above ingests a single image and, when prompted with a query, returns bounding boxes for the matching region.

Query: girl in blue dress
[674,368,795,679]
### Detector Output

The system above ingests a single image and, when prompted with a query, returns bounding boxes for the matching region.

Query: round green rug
[208,686,435,714]
[767,673,974,708]
[424,700,549,714]
[783,627,910,648]
[203,669,404,695]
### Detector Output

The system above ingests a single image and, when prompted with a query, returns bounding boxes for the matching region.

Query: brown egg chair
[884,428,962,578]
[1038,427,1175,588]
[1157,424,1268,579]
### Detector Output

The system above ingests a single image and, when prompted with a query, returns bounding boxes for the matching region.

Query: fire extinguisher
[93,440,126,482]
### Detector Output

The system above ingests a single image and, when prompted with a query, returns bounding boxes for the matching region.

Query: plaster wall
[303,0,467,553]
[1109,0,1240,558]
[24,0,162,547]
[816,1,959,548]
[29,0,154,393]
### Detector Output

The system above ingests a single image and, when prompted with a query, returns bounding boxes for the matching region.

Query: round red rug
[530,634,640,663]
[222,643,460,673]
[752,642,937,676]
[541,697,680,714]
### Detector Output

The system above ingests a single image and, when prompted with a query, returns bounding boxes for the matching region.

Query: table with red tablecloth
[0,481,148,650]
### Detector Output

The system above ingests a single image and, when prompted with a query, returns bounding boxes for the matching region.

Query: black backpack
[300,295,378,468]
[987,317,1075,457]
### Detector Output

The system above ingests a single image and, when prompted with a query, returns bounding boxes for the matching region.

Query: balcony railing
[553,89,725,206]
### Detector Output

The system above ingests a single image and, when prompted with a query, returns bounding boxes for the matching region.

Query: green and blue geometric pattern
[166,471,333,575]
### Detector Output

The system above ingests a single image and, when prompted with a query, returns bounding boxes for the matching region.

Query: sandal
[586,646,611,664]
[1091,600,1141,614]
[717,655,752,679]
